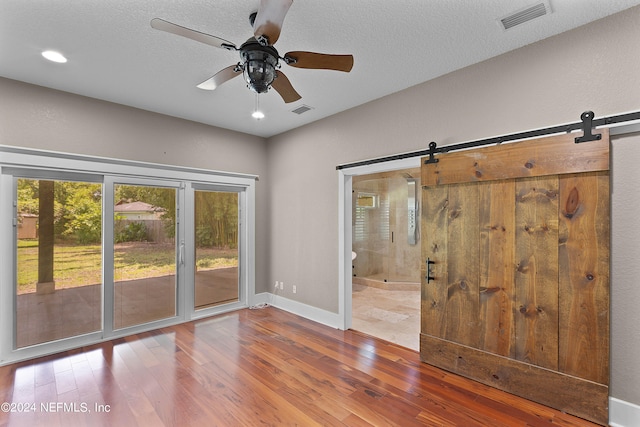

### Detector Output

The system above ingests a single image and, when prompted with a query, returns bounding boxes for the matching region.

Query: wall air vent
[499,1,551,30]
[291,105,314,115]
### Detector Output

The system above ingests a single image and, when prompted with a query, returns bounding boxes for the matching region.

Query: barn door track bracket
[575,111,602,143]
[424,142,439,164]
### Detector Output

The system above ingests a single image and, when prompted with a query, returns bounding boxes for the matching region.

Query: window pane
[113,184,176,329]
[16,179,102,348]
[194,190,239,309]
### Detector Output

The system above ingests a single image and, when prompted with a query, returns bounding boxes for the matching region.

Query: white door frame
[337,156,421,330]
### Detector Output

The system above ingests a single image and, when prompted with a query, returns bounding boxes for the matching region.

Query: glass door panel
[15,178,102,348]
[387,173,421,283]
[113,184,177,329]
[194,190,239,310]
[352,170,421,285]
[352,177,390,283]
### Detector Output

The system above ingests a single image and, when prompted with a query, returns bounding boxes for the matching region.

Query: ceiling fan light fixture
[242,49,278,94]
[151,4,354,105]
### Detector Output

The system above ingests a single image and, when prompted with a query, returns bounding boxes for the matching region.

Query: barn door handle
[426,258,435,283]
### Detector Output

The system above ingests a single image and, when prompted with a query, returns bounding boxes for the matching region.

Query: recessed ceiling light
[41,50,67,63]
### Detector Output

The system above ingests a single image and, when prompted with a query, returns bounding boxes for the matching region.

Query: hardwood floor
[0,307,600,426]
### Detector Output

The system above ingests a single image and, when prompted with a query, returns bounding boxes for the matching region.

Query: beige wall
[610,131,640,405]
[0,78,271,294]
[267,6,640,406]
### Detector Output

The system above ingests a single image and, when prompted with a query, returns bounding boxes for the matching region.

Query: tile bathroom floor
[351,283,421,351]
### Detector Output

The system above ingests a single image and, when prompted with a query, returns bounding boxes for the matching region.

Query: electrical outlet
[279,281,284,290]
[292,285,297,293]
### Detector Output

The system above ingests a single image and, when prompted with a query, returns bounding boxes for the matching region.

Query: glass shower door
[352,170,421,285]
[387,173,420,284]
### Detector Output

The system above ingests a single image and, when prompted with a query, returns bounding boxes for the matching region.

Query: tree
[195,191,238,248]
[17,179,102,244]
[62,184,102,244]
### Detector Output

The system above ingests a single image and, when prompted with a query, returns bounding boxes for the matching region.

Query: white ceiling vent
[499,1,552,30]
[291,105,314,115]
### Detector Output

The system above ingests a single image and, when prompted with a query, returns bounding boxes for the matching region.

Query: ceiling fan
[151,0,354,103]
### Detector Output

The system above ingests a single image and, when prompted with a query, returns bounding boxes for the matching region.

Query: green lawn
[17,240,237,294]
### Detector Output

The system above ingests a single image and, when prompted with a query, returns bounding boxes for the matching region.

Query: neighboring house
[17,213,38,239]
[114,201,164,221]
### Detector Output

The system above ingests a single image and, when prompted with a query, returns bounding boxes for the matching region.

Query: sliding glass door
[15,176,102,348]
[194,189,239,310]
[111,182,179,330]
[1,148,256,364]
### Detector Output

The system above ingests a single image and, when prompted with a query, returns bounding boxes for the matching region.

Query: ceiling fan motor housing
[240,39,279,94]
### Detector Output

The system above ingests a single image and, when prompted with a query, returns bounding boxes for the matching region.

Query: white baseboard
[252,292,342,329]
[609,397,640,427]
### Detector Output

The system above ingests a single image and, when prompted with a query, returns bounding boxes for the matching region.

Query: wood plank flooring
[0,307,600,426]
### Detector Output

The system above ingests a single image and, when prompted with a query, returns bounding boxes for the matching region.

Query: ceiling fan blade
[196,65,242,90]
[271,71,301,103]
[151,18,237,50]
[284,51,354,72]
[253,0,293,46]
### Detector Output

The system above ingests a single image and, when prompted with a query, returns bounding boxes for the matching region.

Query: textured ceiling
[2,1,640,138]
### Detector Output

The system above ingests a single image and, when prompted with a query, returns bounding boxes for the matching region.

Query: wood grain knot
[524,161,534,169]
[516,262,529,273]
[564,187,580,219]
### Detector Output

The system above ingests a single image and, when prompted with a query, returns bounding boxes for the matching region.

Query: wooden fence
[116,219,174,244]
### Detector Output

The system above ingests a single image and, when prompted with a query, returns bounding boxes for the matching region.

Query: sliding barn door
[420,131,610,425]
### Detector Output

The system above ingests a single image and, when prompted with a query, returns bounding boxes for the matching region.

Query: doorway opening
[351,167,421,350]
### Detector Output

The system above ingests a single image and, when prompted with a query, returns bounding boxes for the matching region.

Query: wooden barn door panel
[478,180,516,358]
[558,172,610,384]
[514,175,560,370]
[420,131,610,425]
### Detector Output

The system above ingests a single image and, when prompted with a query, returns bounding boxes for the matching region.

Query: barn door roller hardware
[424,142,439,165]
[574,111,601,143]
[422,110,635,165]
[336,109,640,170]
